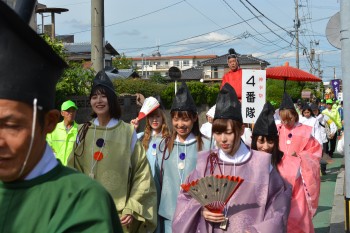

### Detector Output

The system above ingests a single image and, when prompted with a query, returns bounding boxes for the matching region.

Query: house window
[213,67,218,79]
[165,61,169,65]
[197,61,201,66]
[173,61,180,66]
[183,60,190,66]
[105,60,112,67]
[134,63,138,67]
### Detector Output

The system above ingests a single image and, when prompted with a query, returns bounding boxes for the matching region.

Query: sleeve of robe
[247,168,292,233]
[122,140,158,232]
[297,135,322,217]
[172,169,204,233]
[51,180,124,233]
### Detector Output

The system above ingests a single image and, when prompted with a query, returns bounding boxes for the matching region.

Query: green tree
[113,79,165,97]
[149,72,167,84]
[112,53,133,69]
[41,34,95,107]
[205,83,220,106]
[56,62,95,105]
[41,34,66,59]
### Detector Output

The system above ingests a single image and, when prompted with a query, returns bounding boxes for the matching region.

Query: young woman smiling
[68,71,157,233]
[156,82,210,233]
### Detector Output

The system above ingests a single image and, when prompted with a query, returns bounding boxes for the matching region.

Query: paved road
[313,153,344,233]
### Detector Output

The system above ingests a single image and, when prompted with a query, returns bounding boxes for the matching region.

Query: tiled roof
[63,42,119,55]
[201,53,270,66]
[105,67,139,79]
[180,67,204,80]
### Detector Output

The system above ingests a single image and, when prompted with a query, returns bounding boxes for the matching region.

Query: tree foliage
[113,79,165,97]
[205,83,220,106]
[112,54,133,69]
[41,34,66,59]
[160,81,220,109]
[149,72,167,84]
[41,34,95,107]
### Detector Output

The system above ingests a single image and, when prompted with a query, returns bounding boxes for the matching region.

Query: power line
[68,0,186,35]
[118,17,257,54]
[221,0,281,46]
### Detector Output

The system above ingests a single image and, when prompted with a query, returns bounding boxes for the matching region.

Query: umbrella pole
[283,79,287,92]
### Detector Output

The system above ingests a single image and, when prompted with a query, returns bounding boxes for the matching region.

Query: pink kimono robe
[277,123,322,233]
[172,146,291,233]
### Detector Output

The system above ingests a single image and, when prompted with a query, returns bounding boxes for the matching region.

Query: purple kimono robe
[172,148,291,233]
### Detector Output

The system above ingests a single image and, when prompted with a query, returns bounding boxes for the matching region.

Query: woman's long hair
[167,111,203,153]
[142,108,170,150]
[251,134,283,169]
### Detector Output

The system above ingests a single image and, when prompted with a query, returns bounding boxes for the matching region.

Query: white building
[131,54,217,78]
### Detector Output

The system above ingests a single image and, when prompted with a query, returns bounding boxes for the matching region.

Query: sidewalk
[329,169,345,233]
[313,154,344,233]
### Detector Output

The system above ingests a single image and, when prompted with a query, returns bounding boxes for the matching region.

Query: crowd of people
[0,3,344,232]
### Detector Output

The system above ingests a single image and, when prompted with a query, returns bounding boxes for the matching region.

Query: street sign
[242,70,266,124]
[168,66,181,80]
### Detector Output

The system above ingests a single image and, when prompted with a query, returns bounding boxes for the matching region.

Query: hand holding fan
[181,175,244,213]
[137,96,160,120]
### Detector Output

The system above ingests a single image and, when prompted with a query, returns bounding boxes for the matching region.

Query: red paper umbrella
[266,62,322,92]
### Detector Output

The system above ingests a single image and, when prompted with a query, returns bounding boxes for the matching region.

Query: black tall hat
[279,92,295,110]
[252,102,277,136]
[92,70,116,94]
[0,1,67,109]
[227,48,237,59]
[171,82,197,113]
[214,83,242,122]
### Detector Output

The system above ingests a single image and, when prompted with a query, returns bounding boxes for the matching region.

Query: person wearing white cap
[200,105,216,138]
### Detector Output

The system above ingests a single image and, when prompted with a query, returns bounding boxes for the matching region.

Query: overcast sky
[38,0,341,81]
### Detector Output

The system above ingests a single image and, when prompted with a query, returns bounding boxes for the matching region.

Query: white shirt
[25,144,58,180]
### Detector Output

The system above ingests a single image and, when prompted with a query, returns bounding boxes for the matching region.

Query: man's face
[61,107,76,124]
[326,103,332,110]
[227,58,239,71]
[0,100,58,182]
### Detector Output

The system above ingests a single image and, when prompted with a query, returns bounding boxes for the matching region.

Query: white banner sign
[241,70,266,124]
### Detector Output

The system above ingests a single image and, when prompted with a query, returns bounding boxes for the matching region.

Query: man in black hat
[0,2,122,232]
[220,48,243,100]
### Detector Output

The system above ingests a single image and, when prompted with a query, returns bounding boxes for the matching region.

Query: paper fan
[137,97,160,120]
[181,175,244,213]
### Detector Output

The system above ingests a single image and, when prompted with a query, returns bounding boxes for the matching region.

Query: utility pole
[340,0,350,231]
[309,41,315,74]
[91,0,105,73]
[317,54,322,79]
[294,0,300,68]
